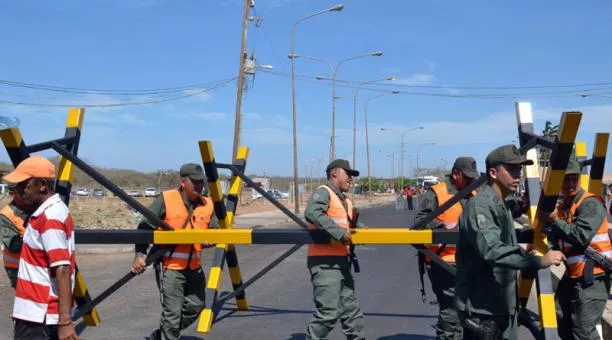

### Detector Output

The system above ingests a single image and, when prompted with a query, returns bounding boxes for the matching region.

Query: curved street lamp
[364,91,399,201]
[289,3,344,214]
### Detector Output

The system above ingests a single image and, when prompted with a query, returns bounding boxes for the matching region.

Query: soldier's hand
[444,222,457,230]
[540,250,565,268]
[131,255,146,274]
[341,229,356,245]
[202,241,215,248]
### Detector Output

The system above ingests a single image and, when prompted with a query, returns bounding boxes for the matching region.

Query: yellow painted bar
[575,141,589,190]
[352,229,433,244]
[197,310,214,332]
[207,267,222,290]
[538,294,557,328]
[199,140,215,162]
[557,112,582,143]
[229,267,243,285]
[543,170,566,196]
[154,229,253,245]
[66,108,85,129]
[0,128,23,147]
[589,133,609,195]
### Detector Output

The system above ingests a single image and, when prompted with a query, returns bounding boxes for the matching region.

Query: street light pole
[364,91,399,201]
[289,3,343,214]
[416,142,435,177]
[330,51,383,160]
[380,126,424,188]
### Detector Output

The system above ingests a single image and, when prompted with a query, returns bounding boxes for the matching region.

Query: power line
[0,78,236,108]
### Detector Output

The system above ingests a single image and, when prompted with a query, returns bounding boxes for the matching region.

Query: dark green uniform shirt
[304,181,362,241]
[135,190,219,256]
[551,188,607,249]
[415,176,470,230]
[0,203,28,254]
[455,184,541,316]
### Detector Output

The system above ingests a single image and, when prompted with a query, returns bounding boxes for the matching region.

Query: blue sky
[1,0,611,178]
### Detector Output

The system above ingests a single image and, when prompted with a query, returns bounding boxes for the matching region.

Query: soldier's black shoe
[149,328,161,340]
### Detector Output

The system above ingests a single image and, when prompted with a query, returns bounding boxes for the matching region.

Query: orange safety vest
[556,192,612,279]
[161,190,214,270]
[308,185,353,257]
[1,205,26,269]
[425,182,474,264]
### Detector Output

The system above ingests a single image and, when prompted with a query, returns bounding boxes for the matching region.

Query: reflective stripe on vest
[556,192,612,278]
[425,182,474,264]
[161,189,214,270]
[1,205,25,269]
[307,185,353,257]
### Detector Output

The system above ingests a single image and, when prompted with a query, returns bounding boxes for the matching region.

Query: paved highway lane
[0,203,535,339]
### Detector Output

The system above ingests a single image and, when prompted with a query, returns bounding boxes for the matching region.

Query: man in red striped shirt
[4,156,78,340]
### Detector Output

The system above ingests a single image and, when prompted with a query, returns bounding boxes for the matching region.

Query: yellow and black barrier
[0,109,100,326]
[588,133,609,195]
[198,141,250,332]
[75,228,458,245]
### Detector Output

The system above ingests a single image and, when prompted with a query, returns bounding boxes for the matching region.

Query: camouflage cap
[485,144,534,169]
[326,159,359,177]
[179,163,206,181]
[452,156,479,178]
[565,160,582,175]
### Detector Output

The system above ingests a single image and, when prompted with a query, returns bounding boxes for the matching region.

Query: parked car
[92,189,105,197]
[144,187,158,197]
[76,188,89,196]
[127,190,142,197]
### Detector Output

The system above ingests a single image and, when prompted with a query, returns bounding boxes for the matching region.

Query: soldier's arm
[0,215,22,253]
[304,187,346,241]
[414,190,445,229]
[551,197,607,248]
[135,195,165,257]
[464,205,541,270]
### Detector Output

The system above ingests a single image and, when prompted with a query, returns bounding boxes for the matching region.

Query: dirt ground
[0,191,385,229]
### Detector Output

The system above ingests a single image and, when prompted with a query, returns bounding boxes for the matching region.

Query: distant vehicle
[144,188,158,197]
[128,190,142,197]
[0,184,9,195]
[267,189,288,199]
[417,176,439,189]
[76,188,89,196]
[92,189,105,197]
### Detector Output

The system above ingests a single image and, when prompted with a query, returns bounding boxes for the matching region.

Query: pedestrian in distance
[5,156,79,340]
[455,145,565,340]
[414,156,479,340]
[539,160,611,340]
[131,163,218,340]
[304,159,365,340]
[1,182,32,288]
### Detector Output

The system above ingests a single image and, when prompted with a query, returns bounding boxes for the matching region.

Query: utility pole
[231,0,251,161]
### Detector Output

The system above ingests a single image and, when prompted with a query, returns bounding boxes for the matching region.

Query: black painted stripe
[590,157,605,179]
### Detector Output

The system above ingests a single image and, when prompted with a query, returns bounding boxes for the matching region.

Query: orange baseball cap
[3,156,56,184]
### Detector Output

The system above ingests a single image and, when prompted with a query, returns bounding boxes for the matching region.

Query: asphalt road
[0,203,534,340]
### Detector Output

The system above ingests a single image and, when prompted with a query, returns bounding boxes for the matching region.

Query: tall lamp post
[380,126,424,188]
[329,51,383,160]
[289,3,343,213]
[316,74,395,196]
[364,91,399,201]
[416,142,435,177]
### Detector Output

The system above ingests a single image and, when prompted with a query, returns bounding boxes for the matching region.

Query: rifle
[349,207,360,273]
[584,246,612,272]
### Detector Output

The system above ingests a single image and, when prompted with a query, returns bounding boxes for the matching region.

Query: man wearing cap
[455,145,565,339]
[1,182,32,289]
[304,159,365,340]
[5,156,79,340]
[539,160,611,340]
[131,163,218,340]
[414,157,479,340]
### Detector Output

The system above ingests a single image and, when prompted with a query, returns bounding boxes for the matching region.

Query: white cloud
[395,74,435,86]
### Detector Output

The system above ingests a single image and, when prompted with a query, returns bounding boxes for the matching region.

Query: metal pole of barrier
[49,142,172,230]
[26,136,76,153]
